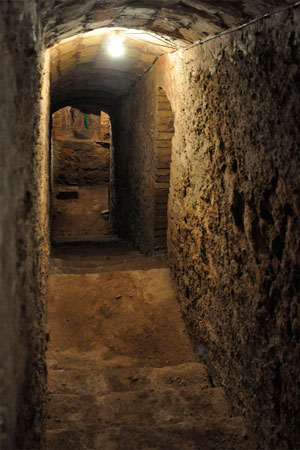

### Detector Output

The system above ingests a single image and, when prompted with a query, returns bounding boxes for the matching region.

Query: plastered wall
[0,2,50,449]
[113,7,300,448]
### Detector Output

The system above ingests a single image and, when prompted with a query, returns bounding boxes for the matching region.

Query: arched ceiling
[50,29,175,113]
[43,0,295,47]
[47,0,296,113]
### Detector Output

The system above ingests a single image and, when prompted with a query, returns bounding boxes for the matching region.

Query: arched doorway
[50,107,112,243]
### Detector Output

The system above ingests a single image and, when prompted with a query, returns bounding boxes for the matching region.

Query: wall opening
[50,107,112,243]
[153,86,174,252]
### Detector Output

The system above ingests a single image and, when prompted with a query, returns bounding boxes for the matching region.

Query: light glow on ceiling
[107,35,125,57]
[53,28,178,52]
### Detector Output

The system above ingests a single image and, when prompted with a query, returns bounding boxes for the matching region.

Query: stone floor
[51,186,110,243]
[46,240,249,449]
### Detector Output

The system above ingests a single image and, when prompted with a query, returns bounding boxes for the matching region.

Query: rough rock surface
[51,107,111,242]
[53,140,110,186]
[51,186,110,242]
[111,80,157,254]
[46,241,249,450]
[48,1,297,112]
[153,87,174,251]
[167,9,300,449]
[113,7,300,449]
[0,2,50,449]
[52,108,110,186]
[112,84,174,254]
[41,0,296,47]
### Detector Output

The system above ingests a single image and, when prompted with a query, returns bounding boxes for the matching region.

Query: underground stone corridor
[1,1,300,449]
[48,93,246,449]
[46,97,242,449]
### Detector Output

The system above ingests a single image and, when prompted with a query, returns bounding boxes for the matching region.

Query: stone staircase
[46,242,249,450]
[47,361,248,450]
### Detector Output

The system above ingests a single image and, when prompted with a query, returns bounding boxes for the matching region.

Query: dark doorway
[50,107,112,243]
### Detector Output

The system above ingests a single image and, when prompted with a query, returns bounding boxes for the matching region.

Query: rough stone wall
[113,6,300,448]
[112,84,174,254]
[51,108,111,241]
[52,108,110,186]
[41,0,297,48]
[167,9,300,449]
[153,87,174,252]
[111,78,157,254]
[99,111,111,146]
[53,107,102,140]
[0,1,50,448]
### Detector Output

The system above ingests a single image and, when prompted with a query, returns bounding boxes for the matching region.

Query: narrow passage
[46,240,248,449]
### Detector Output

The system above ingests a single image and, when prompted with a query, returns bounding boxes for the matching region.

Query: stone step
[46,243,249,450]
[48,363,211,396]
[47,385,230,430]
[89,418,248,450]
[47,384,240,434]
[51,254,167,274]
[47,363,237,444]
[47,416,248,450]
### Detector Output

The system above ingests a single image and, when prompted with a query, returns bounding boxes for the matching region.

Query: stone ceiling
[50,29,175,113]
[43,1,296,47]
[47,0,296,113]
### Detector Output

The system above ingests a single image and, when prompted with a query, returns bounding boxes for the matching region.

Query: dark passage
[51,107,112,243]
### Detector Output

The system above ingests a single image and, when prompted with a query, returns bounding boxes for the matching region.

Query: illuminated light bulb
[107,36,124,57]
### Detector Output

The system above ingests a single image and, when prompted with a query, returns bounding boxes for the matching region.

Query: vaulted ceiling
[43,0,295,47]
[50,29,175,113]
[46,0,295,113]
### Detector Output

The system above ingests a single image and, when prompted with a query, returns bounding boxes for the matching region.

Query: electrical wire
[124,31,177,48]
[183,1,300,52]
[125,34,176,48]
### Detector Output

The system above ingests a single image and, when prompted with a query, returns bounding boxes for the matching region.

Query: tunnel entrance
[50,107,112,243]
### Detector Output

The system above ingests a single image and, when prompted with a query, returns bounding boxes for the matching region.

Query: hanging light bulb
[107,35,125,57]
